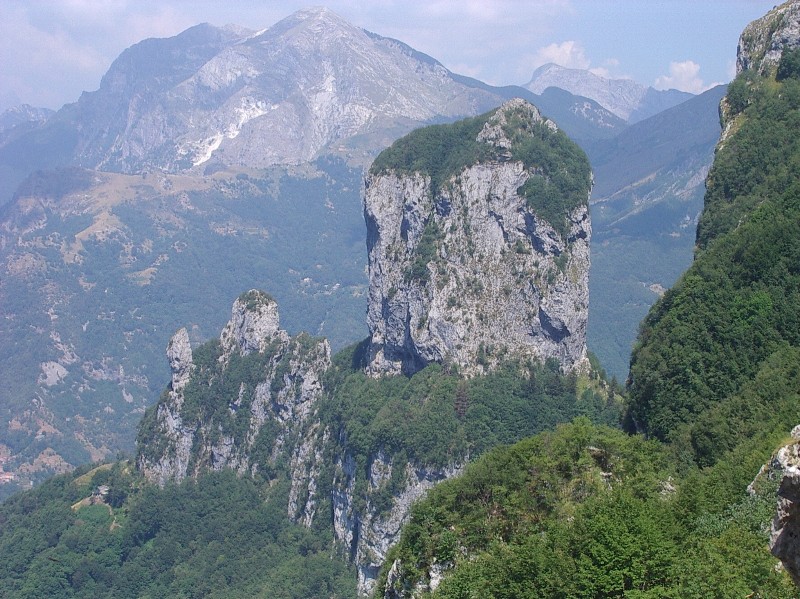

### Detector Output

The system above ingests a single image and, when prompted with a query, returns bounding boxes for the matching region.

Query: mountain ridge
[525,62,693,123]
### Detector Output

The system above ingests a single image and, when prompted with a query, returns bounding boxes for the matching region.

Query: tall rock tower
[363,99,592,377]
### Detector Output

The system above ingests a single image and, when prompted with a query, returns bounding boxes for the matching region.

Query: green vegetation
[405,218,443,284]
[374,41,800,599]
[627,70,800,447]
[0,465,356,599]
[369,112,495,193]
[777,46,800,81]
[0,337,620,597]
[510,122,591,234]
[317,343,620,518]
[136,331,325,477]
[370,105,590,238]
[378,419,795,598]
[239,289,276,310]
[7,30,800,599]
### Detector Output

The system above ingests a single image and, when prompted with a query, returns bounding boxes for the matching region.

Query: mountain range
[0,6,713,496]
[525,62,693,122]
[0,7,625,207]
[2,1,800,597]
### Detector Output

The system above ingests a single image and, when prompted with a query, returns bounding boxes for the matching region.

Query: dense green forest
[0,346,619,598]
[378,418,796,598]
[626,64,800,449]
[0,464,357,599]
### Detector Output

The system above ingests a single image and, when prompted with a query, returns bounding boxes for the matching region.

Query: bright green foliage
[369,106,590,238]
[627,71,800,444]
[725,72,753,116]
[677,347,800,467]
[0,466,356,599]
[405,219,443,284]
[378,419,795,598]
[316,343,619,518]
[512,123,591,234]
[697,76,800,249]
[0,342,619,597]
[369,112,493,193]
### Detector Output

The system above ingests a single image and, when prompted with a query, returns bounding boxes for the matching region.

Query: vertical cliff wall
[363,98,592,377]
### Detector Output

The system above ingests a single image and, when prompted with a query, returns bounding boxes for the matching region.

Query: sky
[0,0,781,111]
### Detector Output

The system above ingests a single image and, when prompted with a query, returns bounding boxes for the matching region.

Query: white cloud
[531,40,591,70]
[654,60,721,94]
[521,43,626,83]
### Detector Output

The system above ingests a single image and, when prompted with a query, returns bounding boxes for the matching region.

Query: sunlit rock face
[137,290,330,487]
[364,99,591,378]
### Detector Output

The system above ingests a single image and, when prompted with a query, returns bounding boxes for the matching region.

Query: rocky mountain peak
[220,290,285,358]
[364,98,592,377]
[737,0,800,75]
[48,7,510,174]
[475,97,555,150]
[166,328,194,392]
[524,62,692,123]
[249,5,360,47]
[137,292,330,487]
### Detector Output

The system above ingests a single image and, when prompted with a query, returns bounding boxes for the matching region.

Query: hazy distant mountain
[0,105,55,198]
[586,84,727,378]
[68,7,509,173]
[0,104,53,135]
[0,8,626,207]
[525,63,693,123]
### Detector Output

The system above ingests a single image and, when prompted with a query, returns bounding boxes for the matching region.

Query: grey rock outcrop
[737,1,800,76]
[365,99,591,377]
[136,289,462,596]
[136,290,330,486]
[769,425,800,586]
[220,291,284,358]
[166,327,194,392]
[328,447,462,596]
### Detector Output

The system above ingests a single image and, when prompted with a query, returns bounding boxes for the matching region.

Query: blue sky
[0,0,780,111]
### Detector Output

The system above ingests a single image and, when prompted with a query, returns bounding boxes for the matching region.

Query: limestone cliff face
[364,99,591,377]
[136,290,330,486]
[136,289,448,596]
[326,447,462,595]
[737,1,800,76]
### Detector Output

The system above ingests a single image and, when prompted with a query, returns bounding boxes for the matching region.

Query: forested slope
[626,50,800,452]
[378,418,796,597]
